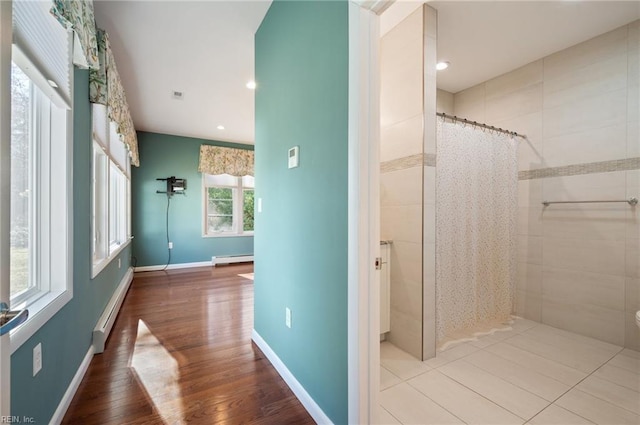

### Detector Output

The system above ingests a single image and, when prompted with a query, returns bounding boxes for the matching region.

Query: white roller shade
[13,0,71,107]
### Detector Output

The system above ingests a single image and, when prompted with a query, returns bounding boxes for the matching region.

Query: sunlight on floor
[131,319,184,424]
[238,273,254,280]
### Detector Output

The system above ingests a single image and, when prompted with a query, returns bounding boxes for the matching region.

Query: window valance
[198,146,254,177]
[50,0,99,69]
[90,29,139,166]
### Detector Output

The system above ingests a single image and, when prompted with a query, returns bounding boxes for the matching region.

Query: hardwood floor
[63,264,315,425]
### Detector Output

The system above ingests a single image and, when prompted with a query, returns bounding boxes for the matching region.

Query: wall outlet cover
[33,343,42,376]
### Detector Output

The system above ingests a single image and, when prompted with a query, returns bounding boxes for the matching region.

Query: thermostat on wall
[288,146,299,169]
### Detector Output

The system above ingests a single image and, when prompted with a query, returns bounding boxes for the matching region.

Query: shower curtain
[436,120,518,345]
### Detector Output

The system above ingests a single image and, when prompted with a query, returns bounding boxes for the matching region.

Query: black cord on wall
[161,194,171,271]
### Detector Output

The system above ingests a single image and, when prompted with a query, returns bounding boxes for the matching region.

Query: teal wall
[11,68,132,423]
[132,132,254,267]
[254,1,349,423]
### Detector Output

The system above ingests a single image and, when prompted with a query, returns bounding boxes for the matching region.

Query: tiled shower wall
[449,21,640,348]
[380,6,425,359]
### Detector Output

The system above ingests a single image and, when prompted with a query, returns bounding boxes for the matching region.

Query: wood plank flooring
[63,264,315,425]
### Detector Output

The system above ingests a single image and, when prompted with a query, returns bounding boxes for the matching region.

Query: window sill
[10,289,72,354]
[92,238,131,279]
[202,232,254,238]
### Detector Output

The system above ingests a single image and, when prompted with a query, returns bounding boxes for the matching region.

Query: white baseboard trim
[251,329,333,425]
[93,267,134,353]
[50,345,95,425]
[134,261,212,272]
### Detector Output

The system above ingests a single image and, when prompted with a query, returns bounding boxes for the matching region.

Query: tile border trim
[381,154,640,178]
[519,157,640,180]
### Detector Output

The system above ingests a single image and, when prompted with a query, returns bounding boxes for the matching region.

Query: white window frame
[9,53,73,354]
[91,105,131,278]
[202,174,254,238]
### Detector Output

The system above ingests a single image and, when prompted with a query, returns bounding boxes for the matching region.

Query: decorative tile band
[381,153,423,173]
[382,154,640,178]
[381,153,437,173]
[424,153,436,167]
[518,157,640,180]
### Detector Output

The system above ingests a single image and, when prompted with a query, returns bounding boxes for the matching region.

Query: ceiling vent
[172,90,184,100]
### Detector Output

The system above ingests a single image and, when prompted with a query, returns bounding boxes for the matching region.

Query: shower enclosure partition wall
[379,4,438,361]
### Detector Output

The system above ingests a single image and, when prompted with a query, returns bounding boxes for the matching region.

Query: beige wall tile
[518,236,543,265]
[543,124,627,167]
[542,267,625,311]
[544,55,627,110]
[625,277,640,313]
[542,238,625,276]
[626,239,639,278]
[381,166,423,207]
[624,311,640,350]
[518,179,543,207]
[518,207,543,236]
[543,26,628,82]
[485,60,543,100]
[390,240,422,285]
[541,171,626,203]
[543,89,627,139]
[517,262,542,294]
[486,83,543,124]
[381,114,423,162]
[388,310,423,360]
[390,277,422,318]
[628,120,639,158]
[437,89,454,115]
[381,204,422,244]
[541,298,625,346]
[541,204,628,241]
[381,36,423,128]
[452,83,485,122]
[516,290,542,322]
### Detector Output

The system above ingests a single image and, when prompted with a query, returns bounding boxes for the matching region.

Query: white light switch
[257,197,262,213]
[288,146,299,169]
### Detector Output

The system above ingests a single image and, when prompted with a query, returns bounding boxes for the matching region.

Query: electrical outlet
[168,242,173,249]
[118,258,121,269]
[285,307,292,329]
[257,198,262,213]
[33,343,42,376]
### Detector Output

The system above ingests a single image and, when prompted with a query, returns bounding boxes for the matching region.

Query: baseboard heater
[93,268,133,354]
[212,255,254,267]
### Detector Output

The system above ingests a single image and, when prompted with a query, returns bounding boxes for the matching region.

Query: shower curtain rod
[437,112,526,138]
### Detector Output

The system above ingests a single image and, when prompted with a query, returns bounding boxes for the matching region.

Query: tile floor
[379,318,640,425]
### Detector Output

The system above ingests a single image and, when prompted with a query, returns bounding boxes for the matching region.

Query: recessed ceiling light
[436,61,450,71]
[217,125,225,130]
[246,80,257,90]
[47,79,58,88]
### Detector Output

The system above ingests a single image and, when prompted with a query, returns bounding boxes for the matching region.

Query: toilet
[637,311,640,329]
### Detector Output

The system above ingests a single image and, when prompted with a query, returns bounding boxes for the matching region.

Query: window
[9,59,72,349]
[203,174,254,236]
[7,0,73,351]
[92,105,131,277]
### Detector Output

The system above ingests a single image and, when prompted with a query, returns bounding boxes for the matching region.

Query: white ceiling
[94,1,640,145]
[382,1,640,94]
[93,0,271,145]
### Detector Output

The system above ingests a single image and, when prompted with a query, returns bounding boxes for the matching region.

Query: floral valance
[198,146,254,177]
[89,29,139,166]
[50,0,99,69]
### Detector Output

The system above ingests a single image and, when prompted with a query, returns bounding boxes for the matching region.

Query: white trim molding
[134,260,214,273]
[50,345,95,425]
[348,2,381,424]
[93,267,133,353]
[251,330,333,425]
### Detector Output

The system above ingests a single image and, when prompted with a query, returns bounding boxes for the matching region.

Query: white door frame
[0,0,13,417]
[348,1,389,423]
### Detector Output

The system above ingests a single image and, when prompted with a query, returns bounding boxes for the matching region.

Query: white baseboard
[50,345,95,425]
[93,267,134,353]
[251,329,333,425]
[134,261,212,272]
